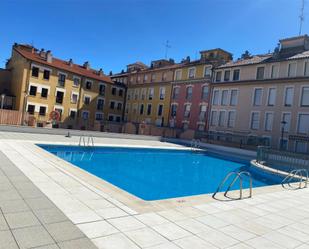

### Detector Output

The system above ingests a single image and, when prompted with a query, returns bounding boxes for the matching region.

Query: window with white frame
[232,69,240,81]
[159,87,166,100]
[84,95,91,105]
[172,87,179,99]
[295,141,307,154]
[288,63,297,77]
[212,90,220,105]
[134,89,139,100]
[69,109,76,119]
[201,86,209,100]
[175,70,182,80]
[139,104,144,115]
[221,90,229,106]
[271,64,279,78]
[264,112,273,131]
[204,66,212,78]
[305,61,309,76]
[250,112,260,130]
[71,93,78,104]
[227,111,236,128]
[284,87,294,106]
[151,74,156,81]
[282,113,291,132]
[144,74,148,82]
[267,88,276,106]
[253,88,262,106]
[82,111,89,120]
[224,70,230,81]
[162,72,167,81]
[141,88,146,100]
[188,67,196,79]
[171,104,177,117]
[256,66,265,80]
[184,104,191,118]
[297,114,309,134]
[215,71,222,82]
[300,86,309,106]
[148,88,154,100]
[186,86,193,100]
[230,89,238,106]
[73,77,80,87]
[218,111,225,127]
[95,113,104,121]
[199,105,207,121]
[147,104,152,115]
[210,110,218,126]
[97,98,104,110]
[157,104,163,116]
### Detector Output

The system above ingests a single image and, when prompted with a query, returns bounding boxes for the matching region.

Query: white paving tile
[77,220,119,238]
[108,216,146,232]
[152,222,192,241]
[174,235,217,249]
[92,233,140,249]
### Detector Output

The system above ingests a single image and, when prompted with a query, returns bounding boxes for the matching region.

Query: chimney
[46,50,52,63]
[98,68,104,75]
[39,49,45,58]
[109,71,113,76]
[83,61,90,70]
[68,58,73,67]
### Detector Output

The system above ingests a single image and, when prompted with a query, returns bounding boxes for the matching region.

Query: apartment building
[209,35,309,153]
[169,49,232,131]
[113,60,175,126]
[5,43,125,130]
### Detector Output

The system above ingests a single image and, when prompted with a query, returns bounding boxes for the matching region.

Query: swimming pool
[39,145,282,201]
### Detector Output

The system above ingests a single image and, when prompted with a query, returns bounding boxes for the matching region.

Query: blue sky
[0,0,307,73]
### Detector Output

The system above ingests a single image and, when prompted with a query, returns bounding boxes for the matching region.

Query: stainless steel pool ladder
[191,139,201,151]
[281,169,308,189]
[78,135,94,147]
[212,171,252,200]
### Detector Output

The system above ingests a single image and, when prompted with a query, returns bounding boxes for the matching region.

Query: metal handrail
[191,139,201,151]
[282,169,308,189]
[78,135,86,146]
[212,170,252,200]
[79,135,94,147]
[87,135,94,147]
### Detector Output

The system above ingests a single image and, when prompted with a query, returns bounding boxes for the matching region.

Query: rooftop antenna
[164,40,171,59]
[299,0,305,35]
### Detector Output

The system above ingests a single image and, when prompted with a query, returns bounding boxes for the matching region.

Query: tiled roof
[218,54,272,68]
[15,46,113,83]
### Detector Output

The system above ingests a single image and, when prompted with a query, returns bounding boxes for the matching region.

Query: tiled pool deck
[0,131,309,249]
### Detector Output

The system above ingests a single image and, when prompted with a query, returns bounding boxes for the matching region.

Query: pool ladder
[191,139,201,151]
[212,171,252,200]
[281,169,308,189]
[78,135,94,147]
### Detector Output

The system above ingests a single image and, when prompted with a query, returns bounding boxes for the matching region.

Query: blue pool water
[38,145,283,201]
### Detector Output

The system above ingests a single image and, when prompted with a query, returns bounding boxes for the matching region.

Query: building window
[175,70,182,80]
[172,87,179,99]
[110,101,115,109]
[82,111,89,120]
[143,74,148,82]
[215,71,222,82]
[41,88,48,98]
[199,105,207,121]
[116,116,121,122]
[157,104,163,116]
[134,89,139,100]
[282,113,291,132]
[221,90,228,106]
[227,111,236,128]
[95,113,104,121]
[284,87,294,106]
[300,86,309,106]
[271,64,279,78]
[70,110,76,119]
[159,87,165,100]
[151,74,156,82]
[188,68,196,79]
[197,124,205,131]
[305,61,309,76]
[119,89,123,97]
[183,123,189,130]
[147,104,152,115]
[27,105,35,114]
[39,106,46,116]
[162,72,167,81]
[117,102,122,110]
[32,67,39,77]
[201,86,209,100]
[112,87,116,95]
[253,88,262,106]
[55,108,63,119]
[280,138,288,151]
[230,90,238,106]
[295,141,307,153]
[224,70,230,81]
[250,112,260,130]
[29,86,37,96]
[97,99,104,110]
[73,77,80,87]
[171,104,177,117]
[186,86,193,100]
[56,91,64,104]
[267,88,276,106]
[233,69,240,81]
[218,111,225,127]
[212,90,220,105]
[85,81,92,90]
[184,104,191,118]
[43,70,50,80]
[71,93,78,104]
[58,73,66,87]
[137,76,141,83]
[108,115,114,121]
[84,96,91,105]
[139,104,144,115]
[141,88,146,100]
[148,88,154,100]
[256,66,265,80]
[204,66,212,78]
[297,114,309,134]
[288,63,297,77]
[264,112,273,131]
[210,110,218,126]
[99,84,105,96]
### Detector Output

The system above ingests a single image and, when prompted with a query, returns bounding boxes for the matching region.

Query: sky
[0,0,308,73]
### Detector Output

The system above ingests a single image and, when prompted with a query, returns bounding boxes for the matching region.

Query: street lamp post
[1,94,5,109]
[280,120,287,150]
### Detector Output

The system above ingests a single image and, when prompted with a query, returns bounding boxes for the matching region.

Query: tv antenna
[164,40,171,59]
[299,0,305,35]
